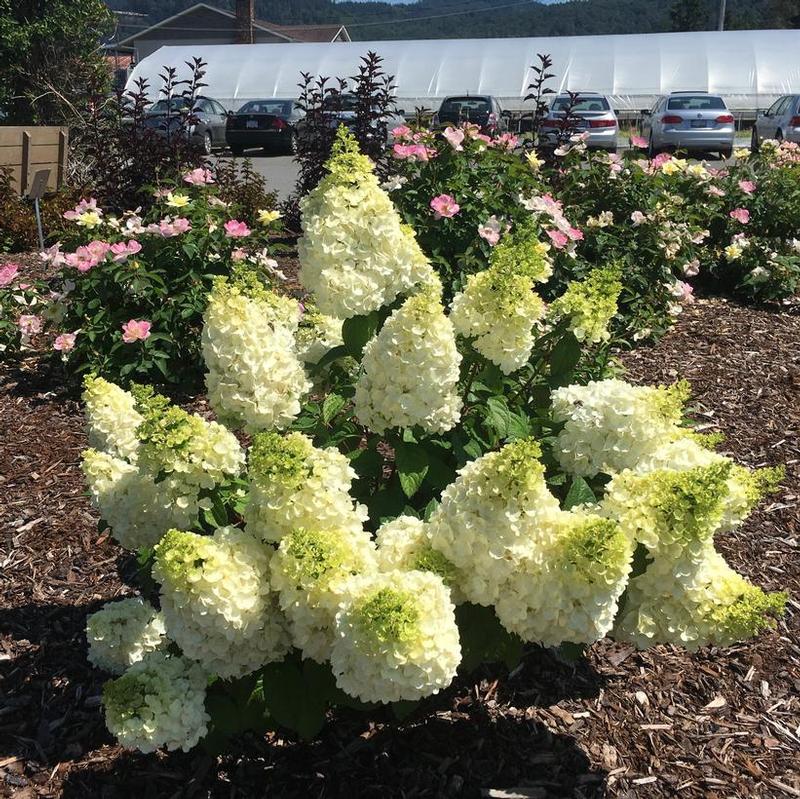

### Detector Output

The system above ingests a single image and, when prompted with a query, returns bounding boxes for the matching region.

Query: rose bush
[79,130,786,754]
[33,169,283,385]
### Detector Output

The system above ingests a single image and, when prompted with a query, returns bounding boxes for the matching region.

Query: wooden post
[57,129,67,187]
[20,131,31,195]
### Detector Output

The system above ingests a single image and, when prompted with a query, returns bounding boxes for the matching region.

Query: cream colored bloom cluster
[82,448,199,550]
[605,463,786,649]
[330,570,460,703]
[202,270,310,433]
[153,527,290,679]
[548,266,623,343]
[102,652,209,753]
[245,431,368,543]
[83,375,143,461]
[375,515,463,603]
[298,127,434,318]
[86,597,167,675]
[495,511,633,646]
[270,526,377,662]
[427,439,561,605]
[295,305,344,365]
[355,280,462,434]
[551,378,691,477]
[132,384,244,490]
[450,222,551,373]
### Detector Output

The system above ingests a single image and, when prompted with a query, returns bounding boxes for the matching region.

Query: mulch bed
[1,282,798,798]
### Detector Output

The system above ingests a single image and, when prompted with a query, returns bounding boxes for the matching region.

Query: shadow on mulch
[59,704,606,799]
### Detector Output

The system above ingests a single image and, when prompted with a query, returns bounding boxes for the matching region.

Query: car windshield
[667,95,726,110]
[440,97,492,114]
[552,96,610,112]
[238,100,294,115]
[149,98,191,114]
[322,95,359,112]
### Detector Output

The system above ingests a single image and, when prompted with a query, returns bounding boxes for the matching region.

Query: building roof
[116,3,349,47]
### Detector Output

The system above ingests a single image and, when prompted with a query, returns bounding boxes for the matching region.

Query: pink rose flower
[0,262,19,286]
[86,241,111,261]
[630,134,648,149]
[491,133,519,151]
[443,126,465,151]
[677,281,695,303]
[706,185,726,197]
[65,242,109,273]
[391,125,412,141]
[63,198,99,221]
[224,220,251,238]
[430,194,460,219]
[172,217,191,235]
[730,208,750,224]
[650,152,672,169]
[566,227,584,242]
[110,240,142,262]
[183,167,215,186]
[18,315,42,336]
[40,244,67,268]
[53,332,77,352]
[546,229,569,249]
[231,247,248,262]
[121,319,152,343]
[738,180,756,195]
[478,216,502,246]
[630,210,646,226]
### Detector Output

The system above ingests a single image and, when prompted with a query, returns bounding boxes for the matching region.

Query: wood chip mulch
[1,290,798,799]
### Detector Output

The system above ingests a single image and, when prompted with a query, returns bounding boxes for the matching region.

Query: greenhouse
[126,28,800,112]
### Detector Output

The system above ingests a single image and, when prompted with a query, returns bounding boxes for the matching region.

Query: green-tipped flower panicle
[427,439,561,605]
[330,570,461,703]
[153,527,290,679]
[354,280,462,434]
[202,272,310,433]
[245,431,368,543]
[298,127,434,318]
[548,266,623,343]
[102,652,209,753]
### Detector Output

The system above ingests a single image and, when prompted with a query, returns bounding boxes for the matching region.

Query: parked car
[432,95,509,134]
[539,92,618,151]
[226,99,304,155]
[640,91,735,159]
[752,95,800,149]
[141,95,228,155]
[294,93,407,146]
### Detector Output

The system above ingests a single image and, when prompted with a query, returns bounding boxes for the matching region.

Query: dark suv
[433,95,508,133]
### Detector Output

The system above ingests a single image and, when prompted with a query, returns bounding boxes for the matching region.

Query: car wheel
[202,131,212,156]
[776,129,784,142]
[720,147,733,160]
[647,134,659,158]
[750,127,759,152]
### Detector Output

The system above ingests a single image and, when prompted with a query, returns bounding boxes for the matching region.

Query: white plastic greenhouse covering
[126,28,800,114]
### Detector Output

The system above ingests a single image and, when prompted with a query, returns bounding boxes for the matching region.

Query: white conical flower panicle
[83,375,143,461]
[427,439,561,605]
[202,270,310,433]
[81,448,199,550]
[450,222,551,374]
[298,127,434,318]
[550,378,691,478]
[270,526,377,662]
[245,431,368,543]
[330,570,461,703]
[86,598,167,675]
[102,652,209,753]
[295,305,344,365]
[153,527,291,679]
[604,462,786,650]
[495,511,633,646]
[354,280,462,434]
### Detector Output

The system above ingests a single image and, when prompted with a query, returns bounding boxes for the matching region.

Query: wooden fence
[0,126,68,196]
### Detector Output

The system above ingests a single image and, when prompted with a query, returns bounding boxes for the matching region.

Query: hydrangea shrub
[82,129,787,754]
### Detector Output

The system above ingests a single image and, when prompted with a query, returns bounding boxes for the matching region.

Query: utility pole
[717,0,726,30]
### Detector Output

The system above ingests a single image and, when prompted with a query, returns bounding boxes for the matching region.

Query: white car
[752,95,800,149]
[539,92,619,152]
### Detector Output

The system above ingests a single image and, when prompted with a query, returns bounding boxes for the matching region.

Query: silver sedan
[752,95,800,148]
[539,93,619,151]
[640,92,735,159]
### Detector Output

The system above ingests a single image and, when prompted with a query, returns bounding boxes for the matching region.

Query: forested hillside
[108,0,800,39]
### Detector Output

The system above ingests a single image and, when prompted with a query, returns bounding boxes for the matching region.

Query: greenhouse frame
[126,28,800,114]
